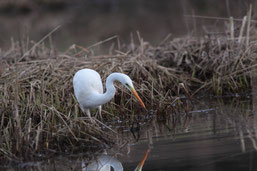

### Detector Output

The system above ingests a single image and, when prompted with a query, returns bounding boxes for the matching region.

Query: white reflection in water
[82,149,150,171]
[82,154,123,171]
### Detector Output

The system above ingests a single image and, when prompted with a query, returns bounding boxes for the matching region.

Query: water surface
[118,95,257,170]
[3,95,257,171]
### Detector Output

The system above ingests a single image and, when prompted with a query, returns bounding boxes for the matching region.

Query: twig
[246,4,252,47]
[87,35,118,49]
[184,14,257,23]
[238,16,247,43]
[18,25,61,62]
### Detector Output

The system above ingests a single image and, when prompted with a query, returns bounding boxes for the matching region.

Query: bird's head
[119,74,146,110]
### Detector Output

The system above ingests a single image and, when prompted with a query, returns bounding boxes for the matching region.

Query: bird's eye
[125,83,129,87]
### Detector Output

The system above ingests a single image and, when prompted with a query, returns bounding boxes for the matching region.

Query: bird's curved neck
[94,73,120,106]
[99,155,123,170]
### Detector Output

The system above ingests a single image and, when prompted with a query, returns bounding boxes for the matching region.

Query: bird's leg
[97,106,103,120]
[85,109,95,123]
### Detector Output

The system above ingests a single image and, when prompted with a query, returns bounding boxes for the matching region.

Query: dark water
[5,94,257,171]
[119,95,257,171]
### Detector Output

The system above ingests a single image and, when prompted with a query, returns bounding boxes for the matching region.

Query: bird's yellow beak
[135,149,150,171]
[130,87,146,110]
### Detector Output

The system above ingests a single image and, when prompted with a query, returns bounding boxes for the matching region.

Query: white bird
[73,68,146,122]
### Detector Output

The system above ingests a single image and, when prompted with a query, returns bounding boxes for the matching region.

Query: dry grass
[1,12,257,165]
[0,34,192,165]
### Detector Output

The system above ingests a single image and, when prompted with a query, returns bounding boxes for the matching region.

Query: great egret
[73,69,146,121]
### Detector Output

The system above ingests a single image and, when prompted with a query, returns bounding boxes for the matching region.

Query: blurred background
[0,0,256,51]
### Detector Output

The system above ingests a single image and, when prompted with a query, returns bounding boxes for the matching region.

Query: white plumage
[73,68,145,121]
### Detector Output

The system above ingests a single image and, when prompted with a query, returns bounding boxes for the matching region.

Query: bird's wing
[74,69,103,94]
[73,69,104,109]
